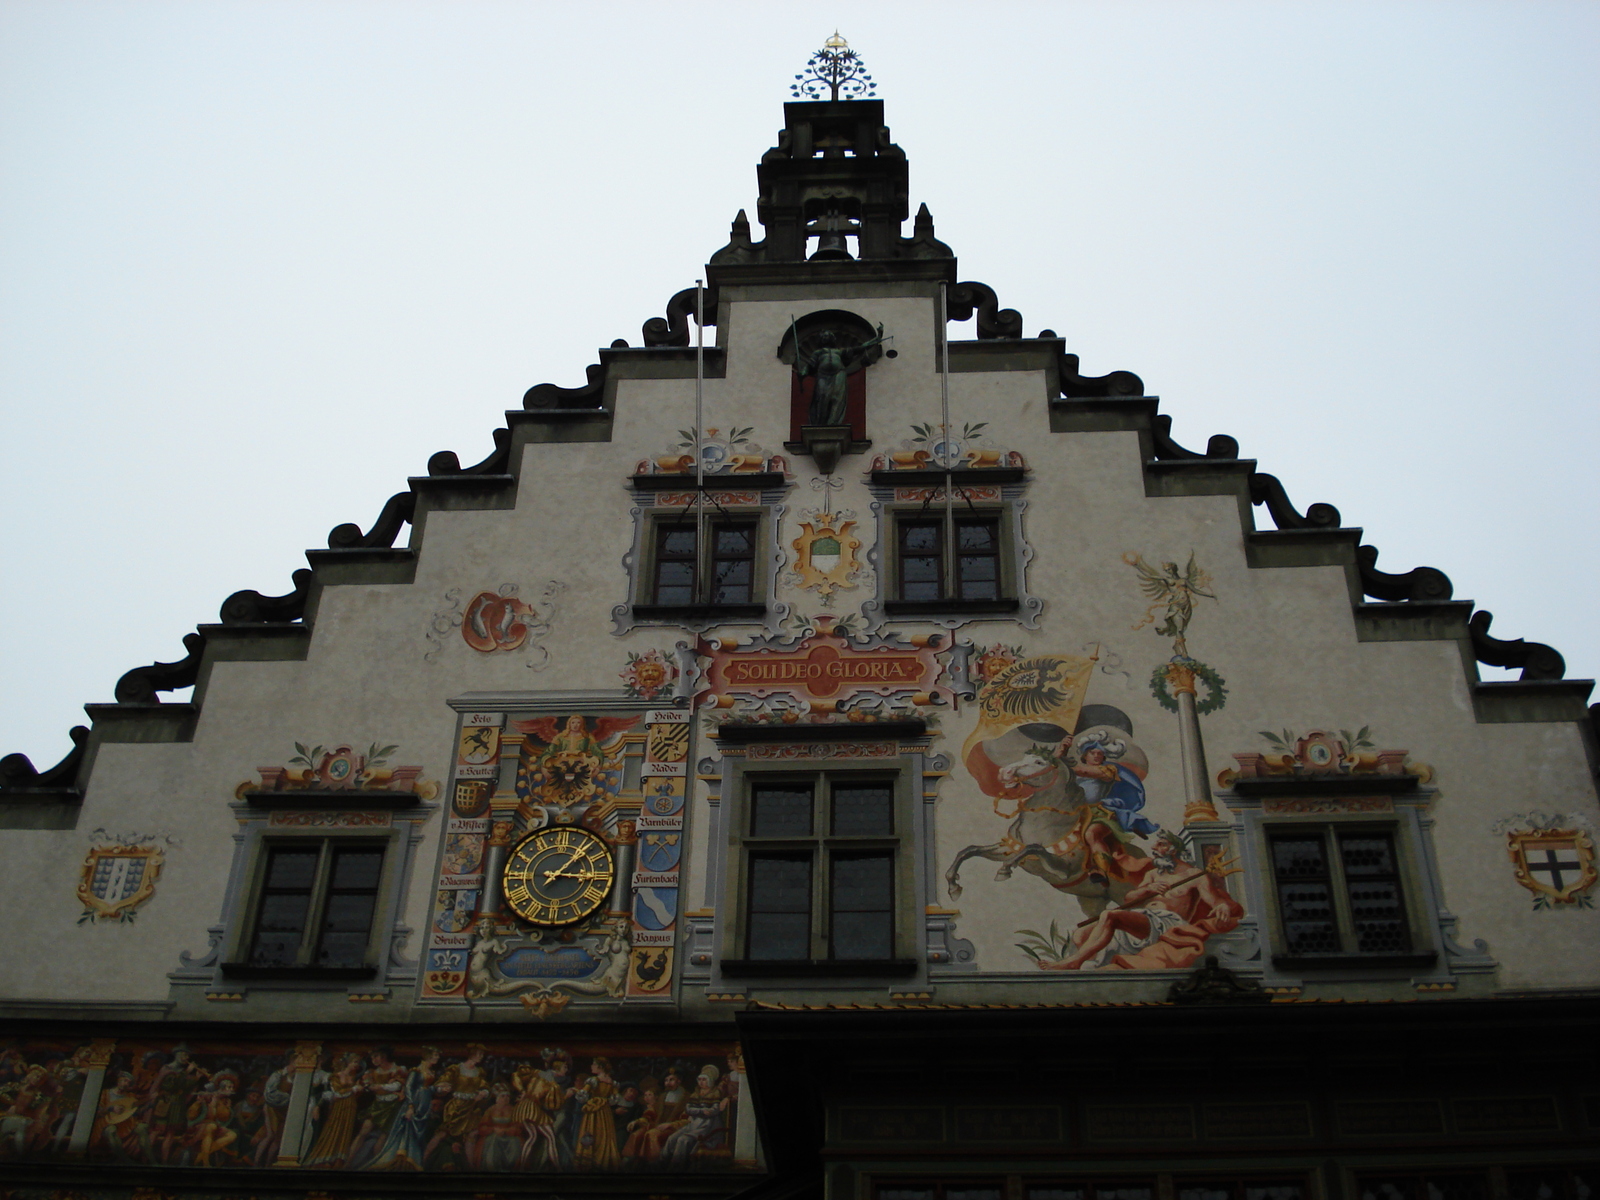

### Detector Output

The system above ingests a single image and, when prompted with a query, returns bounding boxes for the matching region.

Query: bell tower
[710,36,954,270]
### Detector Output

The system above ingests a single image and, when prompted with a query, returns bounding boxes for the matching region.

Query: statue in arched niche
[779,310,892,472]
[792,321,886,427]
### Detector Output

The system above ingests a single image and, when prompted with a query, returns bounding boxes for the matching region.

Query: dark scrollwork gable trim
[642,286,719,348]
[1469,610,1566,682]
[1243,468,1572,681]
[326,491,417,550]
[113,632,205,704]
[1356,544,1455,604]
[0,725,88,795]
[1056,350,1144,398]
[1249,471,1343,531]
[427,428,512,478]
[219,568,313,625]
[945,281,1023,340]
[1152,414,1240,462]
[523,362,606,411]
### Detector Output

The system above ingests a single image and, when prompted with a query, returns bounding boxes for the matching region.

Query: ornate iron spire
[790,32,876,101]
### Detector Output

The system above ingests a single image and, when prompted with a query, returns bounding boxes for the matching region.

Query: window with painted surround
[633,506,769,619]
[223,835,396,981]
[1265,824,1427,966]
[723,770,915,973]
[882,504,1019,616]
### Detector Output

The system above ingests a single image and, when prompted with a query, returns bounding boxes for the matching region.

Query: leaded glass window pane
[832,782,893,835]
[1272,836,1338,953]
[1340,833,1409,952]
[831,852,892,959]
[747,853,810,959]
[750,784,813,837]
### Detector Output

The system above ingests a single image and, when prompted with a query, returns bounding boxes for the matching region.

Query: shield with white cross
[1507,828,1597,906]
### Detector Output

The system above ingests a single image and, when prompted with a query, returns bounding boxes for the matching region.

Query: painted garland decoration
[1148,659,1228,715]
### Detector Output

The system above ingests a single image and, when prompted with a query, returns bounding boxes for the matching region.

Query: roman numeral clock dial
[501,827,617,928]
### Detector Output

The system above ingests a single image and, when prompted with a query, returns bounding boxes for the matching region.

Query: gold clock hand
[542,847,583,883]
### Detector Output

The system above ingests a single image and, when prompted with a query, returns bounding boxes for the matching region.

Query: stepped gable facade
[2,38,1597,1200]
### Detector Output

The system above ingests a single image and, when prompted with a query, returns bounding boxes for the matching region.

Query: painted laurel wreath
[1148,660,1228,716]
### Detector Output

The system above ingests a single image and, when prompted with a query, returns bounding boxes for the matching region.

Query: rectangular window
[244,840,384,971]
[896,515,1001,602]
[740,775,900,964]
[881,504,1019,616]
[644,514,761,610]
[1270,829,1412,957]
[878,1185,1005,1200]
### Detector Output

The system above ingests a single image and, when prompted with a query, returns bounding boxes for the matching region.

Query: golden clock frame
[501,825,617,928]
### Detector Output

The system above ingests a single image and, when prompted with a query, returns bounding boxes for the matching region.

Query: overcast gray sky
[3,1,1596,769]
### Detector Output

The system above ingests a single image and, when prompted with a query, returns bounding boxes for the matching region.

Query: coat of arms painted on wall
[424,581,566,666]
[77,840,165,924]
[787,509,863,600]
[1497,815,1598,909]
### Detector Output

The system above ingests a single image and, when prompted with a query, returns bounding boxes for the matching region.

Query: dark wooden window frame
[634,506,768,620]
[722,768,916,978]
[222,836,390,981]
[882,503,1020,617]
[1265,822,1435,971]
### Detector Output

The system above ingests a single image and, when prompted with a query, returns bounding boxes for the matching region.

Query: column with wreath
[1124,553,1230,850]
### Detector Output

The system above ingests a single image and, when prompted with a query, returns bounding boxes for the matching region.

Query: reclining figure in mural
[1038,828,1244,971]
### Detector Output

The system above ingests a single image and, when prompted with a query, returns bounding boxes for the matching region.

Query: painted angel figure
[792,320,887,426]
[1124,551,1216,658]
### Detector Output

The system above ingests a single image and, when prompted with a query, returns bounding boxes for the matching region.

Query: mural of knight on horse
[946,697,1159,923]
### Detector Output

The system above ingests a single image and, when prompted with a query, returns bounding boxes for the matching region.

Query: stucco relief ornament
[788,509,863,600]
[1219,727,1432,785]
[237,742,438,800]
[869,421,1024,473]
[635,426,787,477]
[77,831,172,923]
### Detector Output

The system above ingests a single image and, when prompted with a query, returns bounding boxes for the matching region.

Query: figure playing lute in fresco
[790,318,887,427]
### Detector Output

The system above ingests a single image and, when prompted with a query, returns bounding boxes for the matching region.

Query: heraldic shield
[1507,828,1598,908]
[77,843,165,923]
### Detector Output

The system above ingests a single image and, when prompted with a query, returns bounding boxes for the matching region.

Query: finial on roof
[791,32,876,102]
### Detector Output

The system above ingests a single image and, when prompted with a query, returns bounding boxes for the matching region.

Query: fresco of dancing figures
[0,1037,751,1174]
[0,1038,107,1163]
[943,640,1243,973]
[425,708,688,1009]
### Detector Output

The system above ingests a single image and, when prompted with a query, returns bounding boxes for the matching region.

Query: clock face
[502,827,616,927]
